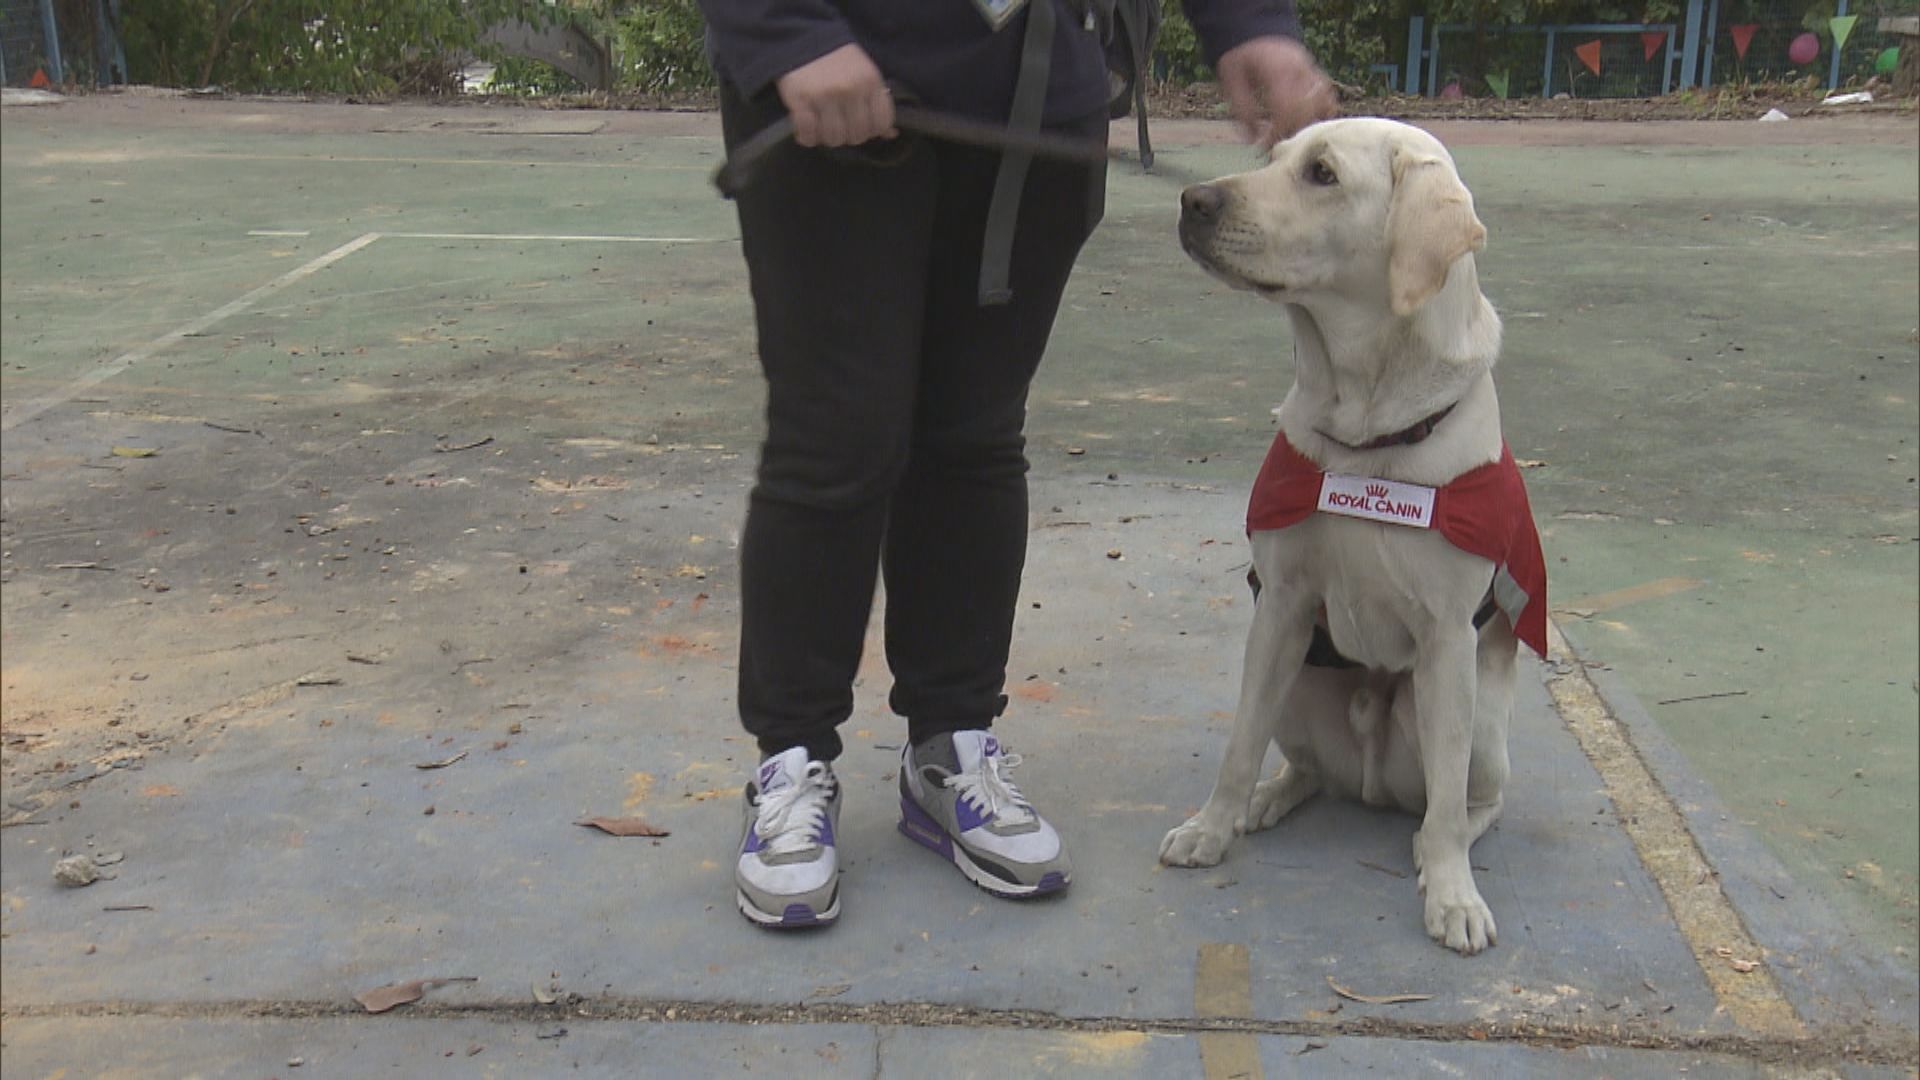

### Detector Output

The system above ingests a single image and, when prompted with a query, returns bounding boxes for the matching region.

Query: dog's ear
[1386,147,1485,316]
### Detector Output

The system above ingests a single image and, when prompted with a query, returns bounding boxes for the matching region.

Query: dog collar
[1318,402,1457,452]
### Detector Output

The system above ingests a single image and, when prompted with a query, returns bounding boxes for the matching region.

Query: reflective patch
[971,0,1029,30]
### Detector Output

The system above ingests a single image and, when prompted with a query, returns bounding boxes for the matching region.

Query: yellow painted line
[1195,942,1261,1080]
[1544,621,1803,1037]
[0,232,381,432]
[1556,576,1703,615]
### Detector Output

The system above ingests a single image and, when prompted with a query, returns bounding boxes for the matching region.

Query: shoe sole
[736,887,839,929]
[897,796,1070,899]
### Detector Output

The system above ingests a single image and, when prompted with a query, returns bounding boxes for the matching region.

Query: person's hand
[1216,36,1338,150]
[774,44,898,148]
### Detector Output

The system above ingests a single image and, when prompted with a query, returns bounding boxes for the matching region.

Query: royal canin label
[1316,474,1436,528]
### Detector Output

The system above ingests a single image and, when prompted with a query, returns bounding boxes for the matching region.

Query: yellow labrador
[1159,118,1548,956]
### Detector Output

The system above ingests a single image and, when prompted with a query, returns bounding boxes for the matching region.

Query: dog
[1158,118,1547,956]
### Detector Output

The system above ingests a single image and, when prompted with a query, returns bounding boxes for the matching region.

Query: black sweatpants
[720,84,1107,763]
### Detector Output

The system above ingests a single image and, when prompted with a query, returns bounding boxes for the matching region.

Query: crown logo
[1365,482,1390,499]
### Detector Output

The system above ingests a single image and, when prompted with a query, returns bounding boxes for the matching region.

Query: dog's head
[1179,118,1486,317]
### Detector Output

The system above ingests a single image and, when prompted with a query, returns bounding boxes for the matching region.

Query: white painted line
[381,231,732,244]
[248,229,312,237]
[1,232,382,433]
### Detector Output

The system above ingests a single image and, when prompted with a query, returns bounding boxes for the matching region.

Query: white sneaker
[735,747,841,928]
[898,730,1070,897]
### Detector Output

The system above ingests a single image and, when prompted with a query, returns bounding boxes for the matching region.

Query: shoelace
[755,763,833,856]
[943,749,1035,827]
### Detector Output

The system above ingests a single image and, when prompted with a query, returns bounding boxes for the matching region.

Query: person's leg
[886,115,1107,898]
[721,84,936,928]
[722,83,936,765]
[883,115,1108,744]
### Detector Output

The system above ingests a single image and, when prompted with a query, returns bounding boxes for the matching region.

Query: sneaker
[897,730,1070,898]
[735,747,841,928]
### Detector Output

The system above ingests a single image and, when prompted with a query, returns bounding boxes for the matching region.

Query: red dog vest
[1246,433,1549,657]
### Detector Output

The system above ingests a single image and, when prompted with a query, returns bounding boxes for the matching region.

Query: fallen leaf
[142,784,183,797]
[353,975,478,1013]
[536,1027,568,1040]
[810,983,852,999]
[296,673,343,687]
[574,816,669,837]
[414,750,469,770]
[1295,1040,1328,1056]
[1515,458,1548,469]
[110,446,158,458]
[1326,974,1433,1005]
[532,984,557,1004]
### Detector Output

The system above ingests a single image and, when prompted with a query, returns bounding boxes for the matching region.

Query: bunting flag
[28,67,50,88]
[1486,70,1511,99]
[1575,39,1604,76]
[1642,30,1668,61]
[1730,23,1759,59]
[1830,14,1858,51]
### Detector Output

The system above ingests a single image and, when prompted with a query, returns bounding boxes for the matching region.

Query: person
[698,0,1336,928]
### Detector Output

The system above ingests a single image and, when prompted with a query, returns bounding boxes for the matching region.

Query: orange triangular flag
[1642,30,1667,61]
[28,67,50,88]
[1575,40,1603,76]
[1729,24,1758,59]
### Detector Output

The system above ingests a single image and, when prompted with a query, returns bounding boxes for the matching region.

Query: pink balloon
[1788,32,1820,65]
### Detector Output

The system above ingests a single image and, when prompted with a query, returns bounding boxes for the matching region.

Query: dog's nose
[1181,183,1226,223]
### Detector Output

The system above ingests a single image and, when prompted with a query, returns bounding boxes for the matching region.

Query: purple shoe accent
[1033,871,1069,894]
[898,797,956,860]
[742,826,765,855]
[814,813,835,848]
[953,792,991,832]
[780,904,820,925]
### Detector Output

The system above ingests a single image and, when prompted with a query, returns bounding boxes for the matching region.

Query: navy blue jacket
[699,0,1303,125]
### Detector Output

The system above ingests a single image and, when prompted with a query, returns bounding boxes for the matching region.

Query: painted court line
[1544,620,1803,1037]
[1194,942,1261,1080]
[0,233,381,433]
[380,231,732,244]
[247,229,311,238]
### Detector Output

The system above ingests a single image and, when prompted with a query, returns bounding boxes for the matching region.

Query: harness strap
[979,0,1056,306]
[1246,567,1503,670]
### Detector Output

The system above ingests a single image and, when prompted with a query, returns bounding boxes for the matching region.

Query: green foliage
[614,0,714,92]
[485,55,587,95]
[120,0,549,94]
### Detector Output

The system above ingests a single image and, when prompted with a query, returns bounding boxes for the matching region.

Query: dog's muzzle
[1178,183,1227,255]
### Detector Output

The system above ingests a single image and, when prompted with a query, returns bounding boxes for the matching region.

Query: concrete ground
[1,93,1915,1076]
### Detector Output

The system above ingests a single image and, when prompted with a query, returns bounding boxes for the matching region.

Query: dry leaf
[414,750,469,770]
[574,816,669,837]
[110,446,158,458]
[1515,458,1548,469]
[1326,975,1433,1005]
[354,976,478,1013]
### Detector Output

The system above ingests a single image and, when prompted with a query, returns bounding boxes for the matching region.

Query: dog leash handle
[712,104,1114,199]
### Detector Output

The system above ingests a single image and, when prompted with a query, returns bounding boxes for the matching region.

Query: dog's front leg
[1410,627,1496,954]
[1160,582,1315,867]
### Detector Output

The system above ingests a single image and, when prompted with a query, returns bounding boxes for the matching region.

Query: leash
[711,103,1203,199]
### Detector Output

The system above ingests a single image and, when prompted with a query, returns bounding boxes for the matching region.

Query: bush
[120,0,550,94]
[615,0,714,92]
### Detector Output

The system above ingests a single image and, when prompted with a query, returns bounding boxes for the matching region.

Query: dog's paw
[1247,777,1288,831]
[1421,875,1497,955]
[1159,816,1232,867]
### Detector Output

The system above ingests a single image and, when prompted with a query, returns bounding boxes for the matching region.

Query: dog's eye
[1307,159,1338,187]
